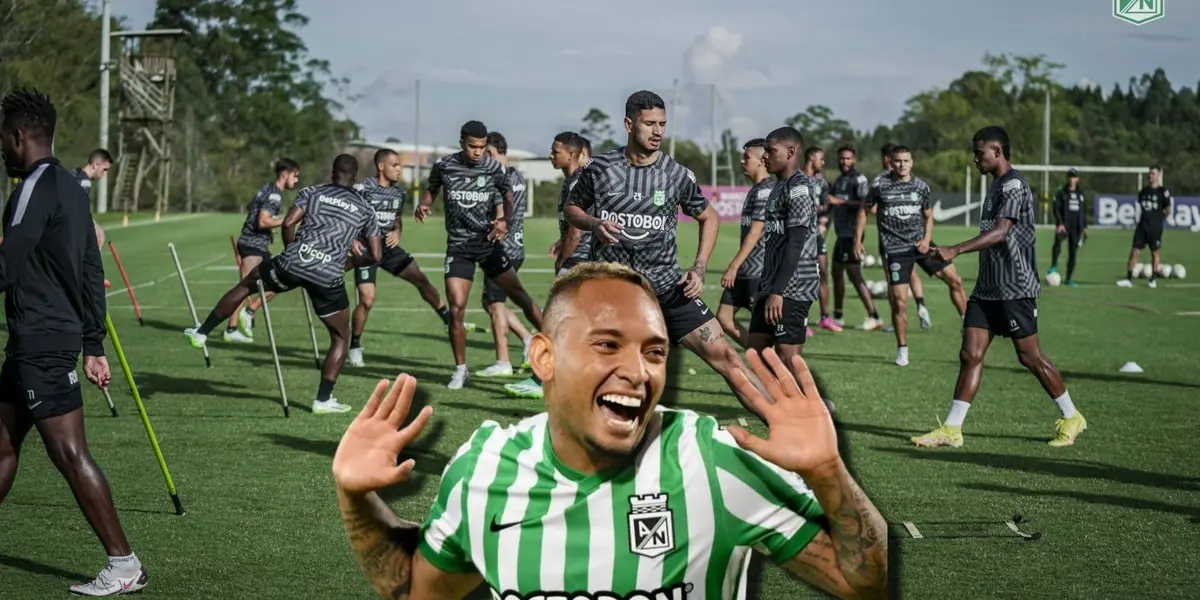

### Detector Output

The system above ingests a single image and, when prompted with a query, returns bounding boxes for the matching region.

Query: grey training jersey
[973,169,1040,301]
[737,178,773,279]
[353,177,406,235]
[760,171,820,302]
[426,152,508,247]
[278,183,379,288]
[831,170,870,238]
[558,166,592,265]
[502,167,527,262]
[568,148,709,296]
[238,182,284,252]
[865,174,932,255]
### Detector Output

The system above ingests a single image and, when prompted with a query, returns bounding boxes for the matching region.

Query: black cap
[1067,168,1079,177]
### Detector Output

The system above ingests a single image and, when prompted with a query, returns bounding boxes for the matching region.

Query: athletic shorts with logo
[832,236,863,265]
[235,240,271,261]
[445,238,511,281]
[1132,225,1163,251]
[964,298,1037,339]
[884,249,950,285]
[483,258,523,305]
[354,247,416,285]
[657,284,716,345]
[748,296,812,345]
[260,255,349,317]
[0,351,84,420]
[720,277,760,310]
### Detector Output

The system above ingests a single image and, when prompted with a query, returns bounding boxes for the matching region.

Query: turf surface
[1,213,1198,599]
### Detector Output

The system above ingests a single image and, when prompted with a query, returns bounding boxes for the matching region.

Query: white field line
[105,213,205,230]
[106,254,225,298]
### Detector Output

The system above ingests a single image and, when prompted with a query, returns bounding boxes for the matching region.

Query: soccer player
[222,158,298,344]
[872,143,931,332]
[475,132,536,378]
[803,146,840,334]
[913,126,1086,448]
[564,90,765,415]
[748,127,821,366]
[829,144,883,330]
[0,89,148,596]
[1048,168,1087,287]
[332,262,888,600]
[414,120,544,390]
[348,149,459,368]
[1117,165,1172,289]
[71,148,112,249]
[856,146,966,367]
[184,154,382,414]
[718,138,772,347]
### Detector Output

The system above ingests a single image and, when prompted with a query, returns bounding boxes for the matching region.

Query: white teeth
[601,394,642,408]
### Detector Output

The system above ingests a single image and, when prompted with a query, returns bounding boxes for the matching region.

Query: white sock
[945,400,971,427]
[495,361,511,368]
[455,364,467,372]
[108,553,140,574]
[1053,391,1076,418]
[897,346,909,359]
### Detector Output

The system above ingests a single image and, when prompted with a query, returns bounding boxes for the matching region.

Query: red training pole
[108,241,145,326]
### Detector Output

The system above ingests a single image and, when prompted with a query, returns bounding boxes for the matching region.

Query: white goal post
[962,164,1158,227]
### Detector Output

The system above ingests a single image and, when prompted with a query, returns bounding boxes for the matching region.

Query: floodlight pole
[709,84,717,188]
[97,0,112,214]
[668,79,678,158]
[414,78,421,190]
[1042,87,1051,200]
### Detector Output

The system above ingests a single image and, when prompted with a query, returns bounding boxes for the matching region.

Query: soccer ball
[863,254,876,268]
[1174,264,1187,279]
[868,280,889,298]
[1159,264,1173,278]
[1134,263,1150,278]
[1046,272,1062,287]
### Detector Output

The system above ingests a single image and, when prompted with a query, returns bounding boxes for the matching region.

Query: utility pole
[709,84,716,188]
[97,0,112,213]
[668,79,678,158]
[1042,86,1051,200]
[414,78,422,189]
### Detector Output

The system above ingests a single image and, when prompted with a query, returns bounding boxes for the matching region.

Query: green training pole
[105,312,186,516]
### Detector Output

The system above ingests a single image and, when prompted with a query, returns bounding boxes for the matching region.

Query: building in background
[344,140,560,185]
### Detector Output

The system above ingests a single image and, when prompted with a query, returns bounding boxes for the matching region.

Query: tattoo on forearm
[341,495,420,599]
[812,467,888,597]
[697,325,724,345]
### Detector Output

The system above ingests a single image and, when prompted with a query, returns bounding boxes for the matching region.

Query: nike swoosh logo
[931,200,985,222]
[489,515,524,533]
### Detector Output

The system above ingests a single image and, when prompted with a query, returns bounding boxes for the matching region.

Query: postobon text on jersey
[491,583,693,600]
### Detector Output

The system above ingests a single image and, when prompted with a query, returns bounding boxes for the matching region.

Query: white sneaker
[237,308,254,337]
[347,347,365,367]
[833,318,845,328]
[895,347,910,367]
[1117,278,1134,288]
[222,329,253,344]
[475,362,513,378]
[69,565,148,596]
[183,328,207,349]
[448,366,469,390]
[1147,279,1158,289]
[313,397,352,414]
[860,317,884,331]
[917,305,932,330]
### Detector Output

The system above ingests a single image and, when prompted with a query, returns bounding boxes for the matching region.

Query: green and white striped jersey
[418,407,825,600]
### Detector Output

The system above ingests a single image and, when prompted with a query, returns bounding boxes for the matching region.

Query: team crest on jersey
[910,192,918,202]
[627,493,674,558]
[652,190,665,206]
[476,175,488,188]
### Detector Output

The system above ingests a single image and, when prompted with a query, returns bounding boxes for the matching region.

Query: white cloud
[1076,76,1100,90]
[676,26,772,146]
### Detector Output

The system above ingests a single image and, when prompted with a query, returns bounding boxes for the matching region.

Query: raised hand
[332,374,433,495]
[726,348,839,477]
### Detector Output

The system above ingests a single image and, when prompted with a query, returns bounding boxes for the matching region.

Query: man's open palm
[332,374,433,495]
[726,349,840,476]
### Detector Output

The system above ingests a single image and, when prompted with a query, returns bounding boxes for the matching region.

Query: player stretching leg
[1048,168,1086,287]
[414,121,544,390]
[224,159,298,343]
[185,155,382,413]
[829,144,883,330]
[565,90,770,417]
[476,132,535,378]
[347,149,460,368]
[1117,165,1171,289]
[718,138,773,348]
[913,126,1086,448]
[803,146,840,334]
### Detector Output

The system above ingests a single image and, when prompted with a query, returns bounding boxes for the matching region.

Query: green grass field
[1,214,1198,599]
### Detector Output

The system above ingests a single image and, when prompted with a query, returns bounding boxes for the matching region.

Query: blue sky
[115,0,1200,153]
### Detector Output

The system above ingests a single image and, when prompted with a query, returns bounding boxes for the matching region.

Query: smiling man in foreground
[332,262,888,600]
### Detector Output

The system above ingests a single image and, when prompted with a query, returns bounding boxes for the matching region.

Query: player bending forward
[912,126,1086,448]
[348,148,460,368]
[185,154,382,414]
[718,138,773,347]
[332,263,888,600]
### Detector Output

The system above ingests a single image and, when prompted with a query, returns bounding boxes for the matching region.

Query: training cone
[122,214,128,226]
[1119,362,1143,373]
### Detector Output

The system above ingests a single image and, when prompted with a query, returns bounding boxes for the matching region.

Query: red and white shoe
[69,565,148,596]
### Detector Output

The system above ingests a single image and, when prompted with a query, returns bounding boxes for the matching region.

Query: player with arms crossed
[912,126,1086,448]
[857,146,966,367]
[332,262,888,600]
[803,146,840,334]
[348,149,459,368]
[1117,165,1172,289]
[828,145,883,330]
[223,158,298,344]
[475,131,536,378]
[185,155,382,414]
[1047,168,1087,287]
[717,138,773,348]
[415,120,543,390]
[564,90,765,415]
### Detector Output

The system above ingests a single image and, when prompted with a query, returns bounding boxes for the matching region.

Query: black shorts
[482,258,523,305]
[963,298,1038,339]
[748,296,813,345]
[884,249,950,285]
[719,277,760,310]
[0,352,84,421]
[832,237,860,265]
[235,242,271,261]
[657,285,716,345]
[260,256,350,317]
[354,247,416,285]
[1133,226,1163,251]
[1055,229,1083,248]
[445,239,512,281]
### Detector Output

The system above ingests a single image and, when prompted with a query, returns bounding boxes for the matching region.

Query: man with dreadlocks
[0,89,149,595]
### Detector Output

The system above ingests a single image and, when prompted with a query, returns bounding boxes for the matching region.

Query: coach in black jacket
[0,90,148,596]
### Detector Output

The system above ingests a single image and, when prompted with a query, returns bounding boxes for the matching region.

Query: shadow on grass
[961,482,1200,524]
[135,371,285,406]
[0,553,90,582]
[440,401,539,422]
[7,500,172,517]
[406,331,497,353]
[838,421,1046,444]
